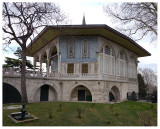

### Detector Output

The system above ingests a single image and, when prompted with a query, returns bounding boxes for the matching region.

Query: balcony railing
[3,67,137,82]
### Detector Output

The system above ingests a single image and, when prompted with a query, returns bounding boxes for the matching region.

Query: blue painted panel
[59,36,98,63]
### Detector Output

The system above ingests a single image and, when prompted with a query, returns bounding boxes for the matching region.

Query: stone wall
[3,76,138,103]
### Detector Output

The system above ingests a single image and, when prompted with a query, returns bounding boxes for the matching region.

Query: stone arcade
[3,18,150,103]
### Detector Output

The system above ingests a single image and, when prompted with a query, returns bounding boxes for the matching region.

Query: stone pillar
[57,52,61,73]
[126,60,128,80]
[97,52,100,74]
[59,82,63,101]
[46,48,50,77]
[33,56,36,77]
[38,54,42,76]
[46,59,50,77]
[115,57,118,81]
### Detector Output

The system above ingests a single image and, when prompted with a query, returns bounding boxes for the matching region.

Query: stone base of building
[3,77,138,104]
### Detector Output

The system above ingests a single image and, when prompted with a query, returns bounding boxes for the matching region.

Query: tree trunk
[21,46,28,103]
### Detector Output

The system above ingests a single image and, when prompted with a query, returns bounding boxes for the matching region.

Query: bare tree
[103,2,157,42]
[138,68,157,94]
[2,2,67,103]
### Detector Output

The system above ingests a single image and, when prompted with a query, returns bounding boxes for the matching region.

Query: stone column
[59,82,63,101]
[125,60,128,81]
[46,59,50,77]
[39,54,42,76]
[115,57,118,81]
[33,56,36,77]
[97,52,100,74]
[57,52,61,73]
[46,48,50,77]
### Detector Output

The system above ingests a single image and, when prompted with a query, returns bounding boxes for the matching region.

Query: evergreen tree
[3,57,34,69]
[3,47,34,69]
[138,73,147,94]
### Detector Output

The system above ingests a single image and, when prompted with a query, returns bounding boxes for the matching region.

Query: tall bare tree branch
[2,2,67,103]
[103,2,157,43]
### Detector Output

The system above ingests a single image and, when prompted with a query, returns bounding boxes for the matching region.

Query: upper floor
[4,36,140,83]
[3,24,150,83]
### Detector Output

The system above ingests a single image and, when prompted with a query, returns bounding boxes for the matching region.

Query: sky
[1,0,158,72]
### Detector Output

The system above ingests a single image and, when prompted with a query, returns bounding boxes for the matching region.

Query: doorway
[40,85,49,101]
[78,90,85,101]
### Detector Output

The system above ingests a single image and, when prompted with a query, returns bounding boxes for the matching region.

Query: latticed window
[82,40,89,58]
[117,51,127,76]
[67,63,74,73]
[67,39,75,58]
[82,64,88,73]
[105,45,111,55]
[130,56,135,63]
[100,48,103,53]
[120,51,125,60]
[128,56,136,78]
[99,44,115,75]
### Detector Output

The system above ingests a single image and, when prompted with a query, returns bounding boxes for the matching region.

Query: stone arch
[70,85,92,102]
[69,82,92,94]
[3,79,21,94]
[109,86,120,102]
[49,45,58,57]
[34,54,39,62]
[41,50,47,63]
[3,82,21,104]
[33,83,58,102]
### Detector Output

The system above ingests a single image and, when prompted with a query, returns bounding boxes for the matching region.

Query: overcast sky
[1,0,158,72]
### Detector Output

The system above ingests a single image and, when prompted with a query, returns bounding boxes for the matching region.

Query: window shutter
[82,64,88,73]
[67,63,74,73]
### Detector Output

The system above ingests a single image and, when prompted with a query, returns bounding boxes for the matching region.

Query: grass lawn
[3,101,157,126]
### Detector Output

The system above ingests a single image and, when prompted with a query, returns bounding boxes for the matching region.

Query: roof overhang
[26,24,151,57]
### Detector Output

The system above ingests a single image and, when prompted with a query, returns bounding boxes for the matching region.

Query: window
[128,56,136,78]
[67,63,74,73]
[82,40,89,58]
[99,45,115,75]
[120,51,125,60]
[100,48,103,53]
[67,39,75,58]
[82,64,88,73]
[117,51,126,76]
[105,45,111,55]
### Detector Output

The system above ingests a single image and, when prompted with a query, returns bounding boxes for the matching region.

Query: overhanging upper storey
[26,24,151,57]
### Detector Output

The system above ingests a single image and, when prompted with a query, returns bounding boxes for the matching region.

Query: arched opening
[109,86,120,102]
[3,83,21,104]
[71,85,92,102]
[34,84,57,102]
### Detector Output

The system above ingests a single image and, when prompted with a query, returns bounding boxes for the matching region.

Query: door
[109,92,115,101]
[78,90,85,101]
[40,85,49,101]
